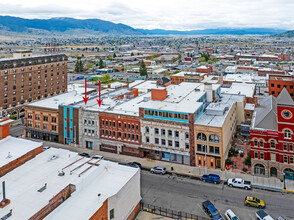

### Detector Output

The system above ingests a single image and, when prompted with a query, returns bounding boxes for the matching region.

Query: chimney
[0,117,12,140]
[151,88,167,101]
[0,181,10,208]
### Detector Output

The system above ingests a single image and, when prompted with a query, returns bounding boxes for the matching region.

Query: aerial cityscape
[0,1,294,220]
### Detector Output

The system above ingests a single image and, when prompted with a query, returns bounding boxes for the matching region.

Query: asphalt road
[9,124,25,137]
[141,170,294,220]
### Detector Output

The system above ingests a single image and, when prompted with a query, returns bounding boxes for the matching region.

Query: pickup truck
[256,210,274,220]
[227,178,252,190]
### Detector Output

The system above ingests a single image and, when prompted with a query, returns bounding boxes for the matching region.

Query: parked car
[202,200,223,220]
[91,155,104,160]
[150,166,166,175]
[277,216,286,220]
[201,174,221,184]
[125,162,141,169]
[79,152,91,158]
[256,210,274,220]
[244,196,265,209]
[224,209,239,220]
[227,178,252,190]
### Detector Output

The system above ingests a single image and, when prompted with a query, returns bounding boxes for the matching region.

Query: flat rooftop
[0,148,138,220]
[221,83,256,98]
[0,136,42,168]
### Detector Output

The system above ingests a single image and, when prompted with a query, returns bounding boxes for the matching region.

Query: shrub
[225,158,233,165]
[244,152,251,166]
[228,148,238,157]
[240,153,244,158]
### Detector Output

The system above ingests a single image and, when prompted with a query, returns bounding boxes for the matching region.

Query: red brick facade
[268,75,294,99]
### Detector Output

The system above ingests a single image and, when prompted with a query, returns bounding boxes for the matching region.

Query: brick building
[258,68,285,76]
[0,51,68,118]
[268,74,294,99]
[251,88,294,180]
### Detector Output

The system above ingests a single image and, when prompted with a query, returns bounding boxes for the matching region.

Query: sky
[0,0,293,30]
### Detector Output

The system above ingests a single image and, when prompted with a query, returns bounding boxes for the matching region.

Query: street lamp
[283,172,286,190]
[205,145,207,175]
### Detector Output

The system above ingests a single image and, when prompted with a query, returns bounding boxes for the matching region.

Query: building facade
[269,74,294,99]
[0,52,68,118]
[251,88,294,180]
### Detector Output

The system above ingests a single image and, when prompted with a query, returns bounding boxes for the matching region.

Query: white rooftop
[0,136,42,167]
[221,83,256,98]
[0,148,139,220]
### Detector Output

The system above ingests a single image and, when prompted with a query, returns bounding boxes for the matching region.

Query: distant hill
[0,16,288,36]
[273,30,294,38]
[137,28,286,35]
[0,16,141,35]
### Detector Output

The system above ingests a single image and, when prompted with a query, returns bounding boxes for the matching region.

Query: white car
[225,209,239,220]
[227,178,252,190]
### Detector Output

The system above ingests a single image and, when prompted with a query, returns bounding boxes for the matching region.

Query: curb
[252,185,282,193]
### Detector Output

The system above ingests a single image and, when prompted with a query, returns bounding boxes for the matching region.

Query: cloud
[0,0,293,30]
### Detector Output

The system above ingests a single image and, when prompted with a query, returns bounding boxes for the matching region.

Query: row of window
[101,120,139,131]
[270,84,293,89]
[27,114,57,123]
[254,151,294,163]
[145,127,189,139]
[197,144,220,154]
[101,130,139,142]
[27,122,56,131]
[146,136,189,149]
[144,109,189,120]
[3,70,65,80]
[84,119,95,126]
[197,133,220,143]
[253,139,294,151]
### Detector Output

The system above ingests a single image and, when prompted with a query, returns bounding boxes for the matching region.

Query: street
[141,170,294,219]
[8,125,294,219]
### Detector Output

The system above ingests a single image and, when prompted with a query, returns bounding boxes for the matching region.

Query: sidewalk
[40,140,294,192]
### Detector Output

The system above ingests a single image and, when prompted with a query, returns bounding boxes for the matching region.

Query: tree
[113,53,117,58]
[201,52,210,62]
[244,152,251,166]
[75,57,83,73]
[107,55,113,60]
[99,58,105,69]
[139,60,148,76]
[178,53,182,61]
[171,57,177,63]
[131,52,134,56]
[86,63,93,70]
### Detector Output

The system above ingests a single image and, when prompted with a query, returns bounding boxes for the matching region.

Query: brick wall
[151,88,167,101]
[29,184,76,220]
[0,146,43,177]
[89,199,108,220]
[189,113,195,166]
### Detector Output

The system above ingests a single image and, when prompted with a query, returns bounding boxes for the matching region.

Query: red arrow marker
[96,80,103,107]
[83,78,89,104]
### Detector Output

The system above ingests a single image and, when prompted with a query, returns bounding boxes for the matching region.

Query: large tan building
[0,51,68,118]
[194,94,245,170]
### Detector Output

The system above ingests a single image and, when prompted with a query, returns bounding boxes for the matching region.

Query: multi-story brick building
[258,68,285,76]
[170,71,208,85]
[268,74,294,98]
[251,88,294,180]
[0,51,68,118]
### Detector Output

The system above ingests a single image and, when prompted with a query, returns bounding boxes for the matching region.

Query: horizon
[0,0,293,31]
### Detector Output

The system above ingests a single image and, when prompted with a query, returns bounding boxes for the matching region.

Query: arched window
[270,140,276,148]
[254,139,258,146]
[214,135,219,143]
[260,139,264,147]
[284,129,292,139]
[197,133,207,141]
[209,135,214,142]
[209,134,219,143]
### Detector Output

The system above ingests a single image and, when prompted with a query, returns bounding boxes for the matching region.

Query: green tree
[75,57,83,73]
[99,58,105,69]
[244,152,251,166]
[171,57,177,63]
[178,53,182,61]
[107,55,113,60]
[113,53,117,58]
[131,52,134,56]
[139,60,148,76]
[86,63,93,70]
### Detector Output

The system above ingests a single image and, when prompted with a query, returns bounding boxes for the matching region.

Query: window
[277,84,281,88]
[28,113,33,119]
[260,140,264,147]
[284,143,288,151]
[118,122,121,129]
[284,129,291,139]
[284,156,288,163]
[155,128,159,134]
[175,141,179,148]
[197,133,207,141]
[215,147,220,154]
[110,209,114,219]
[197,144,202,152]
[136,124,138,131]
[52,117,56,123]
[146,136,149,143]
[168,140,172,147]
[174,131,179,137]
[43,124,48,130]
[35,115,40,120]
[290,143,293,151]
[35,123,40,129]
[254,139,258,146]
[255,152,258,158]
[161,139,166,145]
[209,146,214,153]
[52,125,57,131]
[290,156,294,164]
[145,127,149,133]
[185,143,189,150]
[185,132,189,139]
[270,140,276,148]
[102,120,104,126]
[168,130,172,136]
[155,138,159,144]
[128,123,130,130]
[161,129,166,135]
[260,153,264,159]
[118,132,121,138]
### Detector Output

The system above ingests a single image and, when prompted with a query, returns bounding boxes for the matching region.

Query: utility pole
[74,125,77,152]
[205,144,207,175]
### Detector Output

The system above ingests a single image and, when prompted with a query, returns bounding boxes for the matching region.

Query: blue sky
[0,0,293,30]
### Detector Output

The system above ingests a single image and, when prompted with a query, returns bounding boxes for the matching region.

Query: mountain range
[0,16,289,36]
